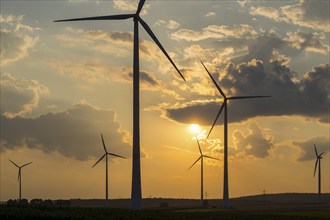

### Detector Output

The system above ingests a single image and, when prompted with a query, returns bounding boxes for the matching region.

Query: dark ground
[1,193,329,220]
[1,204,329,220]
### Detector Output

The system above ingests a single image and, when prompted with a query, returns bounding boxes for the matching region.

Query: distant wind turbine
[92,134,125,206]
[9,160,32,200]
[201,61,271,208]
[55,0,185,210]
[313,144,324,200]
[188,137,220,205]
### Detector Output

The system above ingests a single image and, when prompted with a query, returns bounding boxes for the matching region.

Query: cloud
[171,24,257,41]
[211,29,328,61]
[45,57,115,84]
[284,30,329,55]
[205,12,216,17]
[233,123,273,158]
[0,102,134,161]
[56,27,181,75]
[270,140,303,161]
[154,19,180,30]
[0,14,41,32]
[0,15,39,66]
[56,28,132,57]
[167,20,180,30]
[114,70,184,100]
[113,0,150,15]
[162,61,329,125]
[68,0,101,4]
[0,73,49,118]
[196,122,273,160]
[237,0,249,8]
[293,136,329,161]
[47,56,183,100]
[183,44,235,64]
[250,1,330,32]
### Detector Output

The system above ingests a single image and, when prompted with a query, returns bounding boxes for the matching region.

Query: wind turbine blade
[9,159,19,168]
[21,162,33,168]
[138,17,186,81]
[228,95,271,100]
[54,14,135,22]
[314,144,318,156]
[201,61,226,98]
[18,169,21,182]
[92,154,106,168]
[207,102,225,139]
[101,134,108,153]
[319,152,324,157]
[136,0,146,15]
[196,138,203,156]
[204,155,220,161]
[188,156,202,170]
[313,159,318,177]
[108,153,126,159]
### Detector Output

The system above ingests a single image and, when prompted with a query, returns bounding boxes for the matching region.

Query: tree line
[5,199,71,207]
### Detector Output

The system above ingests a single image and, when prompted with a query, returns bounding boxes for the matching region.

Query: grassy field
[1,205,329,220]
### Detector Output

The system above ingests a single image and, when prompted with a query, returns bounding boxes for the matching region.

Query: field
[1,194,329,220]
[1,204,329,220]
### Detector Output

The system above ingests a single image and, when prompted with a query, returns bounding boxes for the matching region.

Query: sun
[189,124,201,135]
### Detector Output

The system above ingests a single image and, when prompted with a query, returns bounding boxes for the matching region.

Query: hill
[70,193,330,209]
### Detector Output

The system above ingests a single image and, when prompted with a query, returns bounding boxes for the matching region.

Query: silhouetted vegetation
[5,199,70,208]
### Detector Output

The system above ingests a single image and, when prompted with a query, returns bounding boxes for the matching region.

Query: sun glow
[189,124,201,135]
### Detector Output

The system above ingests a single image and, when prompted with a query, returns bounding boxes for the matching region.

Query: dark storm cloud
[0,103,133,161]
[293,136,329,161]
[165,61,329,125]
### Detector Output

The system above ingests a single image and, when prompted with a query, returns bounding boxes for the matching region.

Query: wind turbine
[55,0,185,210]
[8,160,32,200]
[313,144,324,200]
[201,61,271,208]
[188,137,220,205]
[92,134,126,206]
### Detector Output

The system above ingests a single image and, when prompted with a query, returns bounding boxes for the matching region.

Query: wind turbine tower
[55,0,185,210]
[8,160,32,200]
[201,61,271,208]
[313,144,324,200]
[92,134,125,206]
[188,137,220,205]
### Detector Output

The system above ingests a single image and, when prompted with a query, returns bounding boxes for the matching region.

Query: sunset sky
[1,0,329,201]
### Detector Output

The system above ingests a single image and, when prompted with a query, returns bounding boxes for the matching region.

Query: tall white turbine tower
[9,160,32,200]
[55,0,185,210]
[313,144,324,200]
[92,134,125,206]
[188,137,220,205]
[201,61,271,208]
